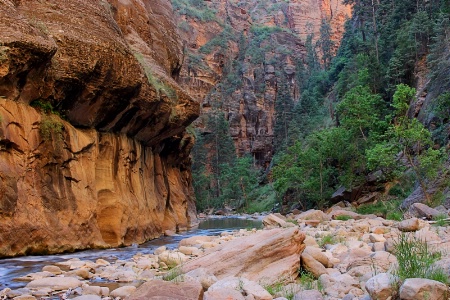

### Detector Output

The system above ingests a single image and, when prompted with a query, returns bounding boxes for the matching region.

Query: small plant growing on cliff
[40,115,63,142]
[133,51,177,102]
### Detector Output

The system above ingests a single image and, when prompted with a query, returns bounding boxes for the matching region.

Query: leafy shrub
[40,115,63,142]
[356,198,403,220]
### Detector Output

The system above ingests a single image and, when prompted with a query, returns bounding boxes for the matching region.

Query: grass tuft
[392,233,448,284]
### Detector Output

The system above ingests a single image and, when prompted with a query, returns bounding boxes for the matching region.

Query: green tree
[367,84,444,203]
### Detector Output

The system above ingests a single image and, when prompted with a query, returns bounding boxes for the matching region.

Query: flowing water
[0,217,262,290]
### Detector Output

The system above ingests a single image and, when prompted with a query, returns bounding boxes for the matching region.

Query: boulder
[26,277,82,290]
[179,236,216,247]
[71,296,101,300]
[397,218,420,232]
[126,280,203,300]
[399,278,449,300]
[329,210,362,220]
[408,203,441,219]
[182,227,305,283]
[319,274,359,298]
[110,286,137,298]
[41,266,62,275]
[296,210,330,222]
[365,273,399,300]
[204,288,245,300]
[304,246,332,268]
[263,214,291,228]
[207,277,272,300]
[301,252,327,278]
[293,290,323,300]
[12,296,36,300]
[184,268,218,289]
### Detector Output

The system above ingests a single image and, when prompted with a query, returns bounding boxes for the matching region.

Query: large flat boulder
[182,227,305,283]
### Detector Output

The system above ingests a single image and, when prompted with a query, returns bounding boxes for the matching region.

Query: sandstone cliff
[174,0,351,166]
[0,0,199,257]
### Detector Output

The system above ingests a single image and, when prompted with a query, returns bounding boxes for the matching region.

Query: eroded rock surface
[0,0,199,257]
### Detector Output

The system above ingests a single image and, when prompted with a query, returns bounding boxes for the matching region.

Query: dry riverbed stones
[1,209,449,300]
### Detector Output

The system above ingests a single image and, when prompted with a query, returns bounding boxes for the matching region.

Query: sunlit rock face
[0,0,199,257]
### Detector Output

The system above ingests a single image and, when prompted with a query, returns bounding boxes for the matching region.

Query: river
[0,217,262,290]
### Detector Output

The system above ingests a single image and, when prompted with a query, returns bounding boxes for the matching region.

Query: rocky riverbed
[1,205,449,300]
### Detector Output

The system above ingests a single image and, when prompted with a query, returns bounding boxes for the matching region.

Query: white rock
[293,289,323,300]
[71,296,101,300]
[369,234,386,243]
[208,277,272,300]
[41,265,62,275]
[110,286,136,298]
[26,277,82,290]
[365,273,398,300]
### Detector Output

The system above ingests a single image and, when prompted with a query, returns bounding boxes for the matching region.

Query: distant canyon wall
[175,0,351,165]
[0,0,199,257]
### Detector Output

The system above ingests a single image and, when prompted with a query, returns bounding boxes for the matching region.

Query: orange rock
[182,227,306,283]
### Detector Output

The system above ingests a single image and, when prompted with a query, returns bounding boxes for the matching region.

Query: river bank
[1,206,449,300]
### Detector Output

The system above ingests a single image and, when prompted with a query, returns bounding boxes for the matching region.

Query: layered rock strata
[0,0,199,256]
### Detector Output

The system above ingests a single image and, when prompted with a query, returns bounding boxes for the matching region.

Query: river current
[0,217,262,290]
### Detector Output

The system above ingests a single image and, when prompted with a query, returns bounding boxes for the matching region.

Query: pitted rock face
[0,0,199,257]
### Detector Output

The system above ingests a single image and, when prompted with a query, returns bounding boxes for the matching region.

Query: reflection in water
[0,217,262,289]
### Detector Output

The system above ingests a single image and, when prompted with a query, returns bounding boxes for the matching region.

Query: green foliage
[335,215,353,221]
[171,0,217,22]
[393,233,448,284]
[356,198,403,219]
[133,51,177,101]
[40,115,63,142]
[162,266,183,281]
[318,234,337,248]
[337,85,385,140]
[30,100,58,115]
[433,213,448,227]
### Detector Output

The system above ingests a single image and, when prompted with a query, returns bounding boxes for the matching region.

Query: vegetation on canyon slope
[174,0,450,213]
